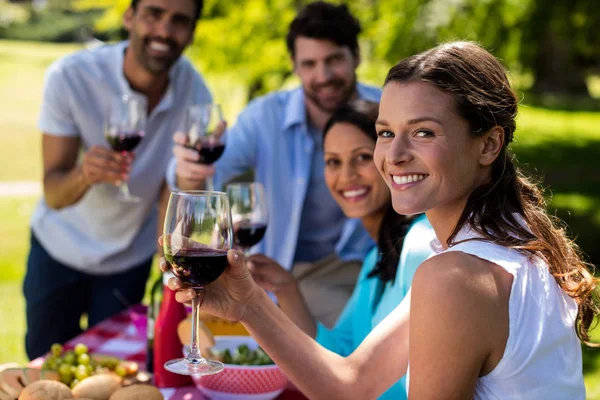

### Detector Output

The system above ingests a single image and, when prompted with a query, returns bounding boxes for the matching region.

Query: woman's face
[374,82,491,217]
[324,122,390,220]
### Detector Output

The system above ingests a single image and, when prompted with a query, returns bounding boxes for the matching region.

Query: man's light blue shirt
[169,83,381,269]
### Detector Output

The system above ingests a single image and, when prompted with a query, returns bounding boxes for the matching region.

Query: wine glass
[226,183,268,257]
[104,94,147,202]
[163,191,233,376]
[184,104,226,191]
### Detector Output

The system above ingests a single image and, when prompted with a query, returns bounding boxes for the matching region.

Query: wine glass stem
[188,288,204,361]
[205,177,215,191]
[120,182,132,199]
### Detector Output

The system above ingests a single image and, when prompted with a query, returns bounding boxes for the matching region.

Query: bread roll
[18,380,72,400]
[109,385,163,400]
[71,374,121,400]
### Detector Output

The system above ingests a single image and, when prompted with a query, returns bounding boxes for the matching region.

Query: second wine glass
[226,183,268,257]
[104,94,147,202]
[163,190,233,376]
[184,104,225,191]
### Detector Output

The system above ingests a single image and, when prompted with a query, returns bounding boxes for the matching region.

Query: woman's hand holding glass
[158,245,262,324]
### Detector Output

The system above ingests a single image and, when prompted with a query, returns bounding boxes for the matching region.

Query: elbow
[329,367,378,400]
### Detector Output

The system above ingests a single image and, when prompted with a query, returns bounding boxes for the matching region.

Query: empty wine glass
[184,104,226,191]
[104,94,147,202]
[226,183,268,257]
[163,191,233,376]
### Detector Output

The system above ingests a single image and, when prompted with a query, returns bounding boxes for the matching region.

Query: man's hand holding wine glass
[81,145,133,186]
[173,104,227,191]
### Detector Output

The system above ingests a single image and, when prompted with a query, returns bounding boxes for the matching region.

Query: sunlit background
[1,0,599,397]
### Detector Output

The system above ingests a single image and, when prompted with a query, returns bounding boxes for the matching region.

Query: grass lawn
[1,40,600,398]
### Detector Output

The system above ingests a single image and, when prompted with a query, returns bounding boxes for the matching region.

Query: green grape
[77,353,91,366]
[58,364,72,376]
[86,364,94,375]
[74,365,89,381]
[70,379,80,389]
[45,357,58,371]
[58,366,73,385]
[107,357,120,370]
[114,365,127,378]
[63,351,76,365]
[74,343,88,356]
[51,343,63,357]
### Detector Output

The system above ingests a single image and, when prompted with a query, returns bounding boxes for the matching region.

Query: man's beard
[304,75,357,113]
[135,36,182,75]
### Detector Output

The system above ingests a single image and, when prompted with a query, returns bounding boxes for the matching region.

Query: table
[30,308,306,400]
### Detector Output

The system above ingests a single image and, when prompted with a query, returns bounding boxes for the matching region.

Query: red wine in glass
[185,139,226,164]
[105,94,147,202]
[106,130,144,152]
[234,222,267,251]
[163,191,232,377]
[166,248,229,289]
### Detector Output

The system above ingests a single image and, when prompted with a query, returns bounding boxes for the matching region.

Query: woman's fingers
[175,288,196,304]
[226,249,249,279]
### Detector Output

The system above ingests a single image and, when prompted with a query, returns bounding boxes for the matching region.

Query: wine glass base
[164,357,224,376]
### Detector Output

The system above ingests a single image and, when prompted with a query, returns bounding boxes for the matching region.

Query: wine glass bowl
[163,191,233,376]
[226,183,268,256]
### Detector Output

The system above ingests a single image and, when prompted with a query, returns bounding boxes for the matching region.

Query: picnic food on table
[41,343,138,388]
[108,384,163,400]
[17,380,72,400]
[213,344,274,366]
[70,374,121,399]
[0,369,59,400]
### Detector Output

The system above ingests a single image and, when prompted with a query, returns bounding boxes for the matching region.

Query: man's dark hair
[130,0,204,21]
[286,1,362,58]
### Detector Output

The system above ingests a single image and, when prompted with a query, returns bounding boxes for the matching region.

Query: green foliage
[0,0,99,43]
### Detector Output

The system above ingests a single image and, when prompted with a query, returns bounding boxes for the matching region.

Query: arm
[39,64,127,209]
[407,252,505,399]
[42,136,127,209]
[243,283,411,400]
[247,254,316,337]
[165,250,411,400]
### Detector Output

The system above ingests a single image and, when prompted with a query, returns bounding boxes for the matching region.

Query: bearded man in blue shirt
[170,1,381,326]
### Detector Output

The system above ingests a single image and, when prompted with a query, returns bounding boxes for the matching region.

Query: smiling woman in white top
[163,41,597,399]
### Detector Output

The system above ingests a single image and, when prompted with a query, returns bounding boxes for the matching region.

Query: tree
[519,0,600,96]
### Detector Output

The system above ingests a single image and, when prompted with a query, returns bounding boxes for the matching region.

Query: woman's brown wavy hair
[384,41,599,345]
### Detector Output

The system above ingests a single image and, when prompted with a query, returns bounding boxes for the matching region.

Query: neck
[425,198,469,250]
[360,208,386,242]
[305,87,359,130]
[304,100,333,130]
[123,47,169,112]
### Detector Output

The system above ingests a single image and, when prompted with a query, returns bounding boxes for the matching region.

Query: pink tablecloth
[30,309,306,400]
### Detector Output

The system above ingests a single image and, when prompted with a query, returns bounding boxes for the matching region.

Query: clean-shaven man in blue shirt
[170,1,381,324]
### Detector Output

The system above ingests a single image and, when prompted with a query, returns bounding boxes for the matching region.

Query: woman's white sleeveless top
[407,226,585,399]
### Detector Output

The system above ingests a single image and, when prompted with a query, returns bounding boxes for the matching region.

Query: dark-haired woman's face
[374,82,489,218]
[324,122,390,220]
